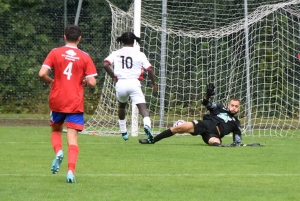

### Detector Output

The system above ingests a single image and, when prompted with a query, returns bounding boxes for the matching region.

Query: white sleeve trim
[42,65,51,69]
[86,73,98,78]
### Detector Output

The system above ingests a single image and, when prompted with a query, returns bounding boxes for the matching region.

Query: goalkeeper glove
[206,83,215,98]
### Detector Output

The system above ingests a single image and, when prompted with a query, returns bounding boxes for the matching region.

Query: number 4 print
[63,62,73,80]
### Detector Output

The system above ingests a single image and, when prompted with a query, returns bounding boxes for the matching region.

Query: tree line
[0,0,131,114]
[0,0,299,119]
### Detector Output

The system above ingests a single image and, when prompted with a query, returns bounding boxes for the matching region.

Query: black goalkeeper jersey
[202,101,241,138]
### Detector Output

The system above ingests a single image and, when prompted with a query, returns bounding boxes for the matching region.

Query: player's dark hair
[64,25,82,42]
[230,98,241,104]
[116,32,141,45]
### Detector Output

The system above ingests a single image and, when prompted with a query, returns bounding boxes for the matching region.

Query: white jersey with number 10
[104,47,152,81]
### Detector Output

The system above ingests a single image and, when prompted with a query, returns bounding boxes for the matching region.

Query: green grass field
[0,126,299,201]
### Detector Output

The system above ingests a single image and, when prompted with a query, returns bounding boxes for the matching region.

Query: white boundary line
[1,173,300,177]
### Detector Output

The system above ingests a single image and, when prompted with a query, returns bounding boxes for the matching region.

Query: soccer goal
[84,0,300,137]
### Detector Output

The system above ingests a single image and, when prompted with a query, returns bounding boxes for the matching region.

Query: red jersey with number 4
[42,45,97,113]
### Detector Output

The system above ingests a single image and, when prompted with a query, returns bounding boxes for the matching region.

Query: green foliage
[0,2,10,13]
[0,0,119,114]
[0,0,137,114]
[1,0,300,119]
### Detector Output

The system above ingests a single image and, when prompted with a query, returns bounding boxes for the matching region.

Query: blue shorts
[50,111,84,131]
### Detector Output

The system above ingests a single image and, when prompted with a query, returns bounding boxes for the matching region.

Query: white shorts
[115,79,146,104]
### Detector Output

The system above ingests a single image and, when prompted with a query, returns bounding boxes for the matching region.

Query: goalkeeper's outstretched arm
[202,83,215,109]
[202,97,218,111]
[202,83,217,111]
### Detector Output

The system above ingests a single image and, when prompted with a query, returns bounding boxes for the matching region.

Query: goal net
[85,0,300,137]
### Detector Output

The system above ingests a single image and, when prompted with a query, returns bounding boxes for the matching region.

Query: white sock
[143,117,151,128]
[118,119,127,133]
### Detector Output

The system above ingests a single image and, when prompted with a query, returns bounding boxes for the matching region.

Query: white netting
[85,0,300,137]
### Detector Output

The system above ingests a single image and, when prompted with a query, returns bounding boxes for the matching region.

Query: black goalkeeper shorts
[191,120,221,145]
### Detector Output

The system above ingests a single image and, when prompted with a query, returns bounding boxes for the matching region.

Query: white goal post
[84,0,300,137]
[131,0,142,137]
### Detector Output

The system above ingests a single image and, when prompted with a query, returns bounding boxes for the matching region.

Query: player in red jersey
[39,25,97,183]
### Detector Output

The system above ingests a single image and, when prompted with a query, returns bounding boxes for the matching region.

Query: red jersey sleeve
[42,49,56,69]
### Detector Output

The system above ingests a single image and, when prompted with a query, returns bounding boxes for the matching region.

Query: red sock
[51,132,62,153]
[68,145,79,174]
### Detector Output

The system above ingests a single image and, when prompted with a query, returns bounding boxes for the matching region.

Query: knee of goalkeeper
[208,137,222,146]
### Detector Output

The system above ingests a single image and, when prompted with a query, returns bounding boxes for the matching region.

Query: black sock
[154,129,174,143]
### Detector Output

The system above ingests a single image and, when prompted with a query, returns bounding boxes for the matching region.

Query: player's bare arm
[83,76,97,87]
[147,68,157,92]
[103,61,116,81]
[39,66,53,84]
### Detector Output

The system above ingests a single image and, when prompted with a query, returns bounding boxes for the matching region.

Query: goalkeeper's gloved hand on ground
[232,142,242,146]
[220,142,241,147]
[206,83,215,98]
[220,142,263,147]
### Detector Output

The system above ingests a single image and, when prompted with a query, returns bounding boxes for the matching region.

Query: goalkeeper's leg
[202,134,222,146]
[139,122,195,144]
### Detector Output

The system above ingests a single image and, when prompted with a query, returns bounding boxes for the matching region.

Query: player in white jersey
[103,32,157,142]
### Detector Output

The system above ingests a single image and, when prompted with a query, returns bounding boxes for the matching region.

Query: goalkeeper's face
[228,100,240,115]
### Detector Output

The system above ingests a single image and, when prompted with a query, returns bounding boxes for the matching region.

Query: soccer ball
[173,120,186,127]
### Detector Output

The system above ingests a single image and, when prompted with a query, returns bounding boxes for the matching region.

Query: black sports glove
[220,143,263,147]
[206,83,215,98]
[219,143,235,147]
[241,143,263,147]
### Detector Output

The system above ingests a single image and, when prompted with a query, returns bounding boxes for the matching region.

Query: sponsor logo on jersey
[217,112,235,123]
[66,50,76,56]
[62,50,80,61]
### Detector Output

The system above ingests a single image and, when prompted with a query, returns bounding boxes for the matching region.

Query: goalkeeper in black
[139,83,242,146]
